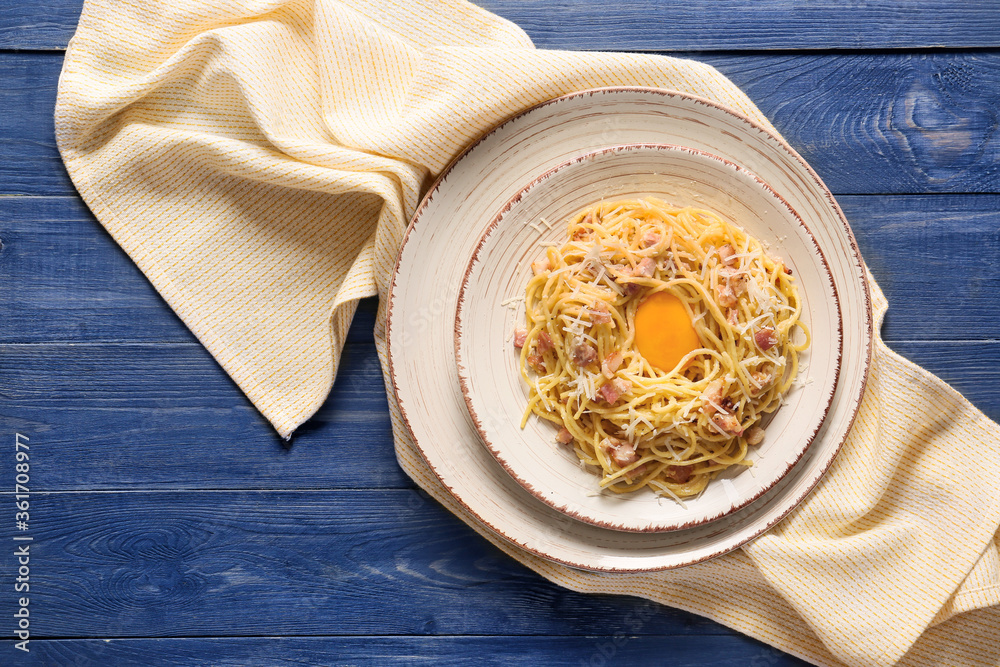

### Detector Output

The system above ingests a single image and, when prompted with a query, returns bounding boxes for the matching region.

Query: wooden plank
[2,340,998,492]
[0,195,378,345]
[0,53,74,196]
[483,1,1000,51]
[2,194,998,345]
[0,1,78,50]
[0,637,808,665]
[6,51,1000,198]
[3,490,738,638]
[0,195,196,344]
[3,5,991,666]
[839,194,1000,342]
[5,0,1000,51]
[700,53,1000,195]
[0,341,404,490]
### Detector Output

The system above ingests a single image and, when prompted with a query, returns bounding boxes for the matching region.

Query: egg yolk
[633,292,701,372]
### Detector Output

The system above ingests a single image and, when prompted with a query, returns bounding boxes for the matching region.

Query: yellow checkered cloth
[56,0,1000,664]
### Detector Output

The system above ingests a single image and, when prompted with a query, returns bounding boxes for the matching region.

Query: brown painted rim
[453,142,843,533]
[385,86,873,573]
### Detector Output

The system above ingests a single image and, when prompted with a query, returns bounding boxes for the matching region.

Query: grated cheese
[500,296,523,309]
[739,312,774,336]
[701,247,716,283]
[721,479,739,505]
[654,483,688,508]
[527,220,546,233]
[706,419,729,436]
[638,413,654,432]
[592,264,607,289]
[534,378,552,410]
[703,398,728,415]
[731,249,762,264]
[602,272,624,294]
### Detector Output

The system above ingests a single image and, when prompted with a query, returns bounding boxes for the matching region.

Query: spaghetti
[514,198,808,500]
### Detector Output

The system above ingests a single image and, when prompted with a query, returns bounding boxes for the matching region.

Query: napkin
[56,0,1000,664]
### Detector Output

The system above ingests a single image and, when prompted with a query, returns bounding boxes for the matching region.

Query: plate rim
[386,86,874,572]
[453,141,844,534]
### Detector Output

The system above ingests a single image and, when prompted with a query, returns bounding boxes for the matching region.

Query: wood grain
[0,53,73,196]
[0,195,378,345]
[5,0,1000,51]
[5,52,1000,198]
[482,1,1000,51]
[0,342,401,490]
[703,53,1000,195]
[3,194,997,345]
[1,341,997,492]
[6,490,737,638]
[0,637,808,665]
[2,2,996,663]
[841,194,1000,341]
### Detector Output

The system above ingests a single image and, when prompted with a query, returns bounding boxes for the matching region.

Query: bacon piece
[711,413,744,436]
[607,263,629,279]
[609,264,642,296]
[601,351,624,379]
[536,331,554,354]
[513,328,528,348]
[729,273,749,298]
[531,258,550,275]
[667,465,692,484]
[755,327,778,351]
[726,308,739,326]
[749,370,774,396]
[746,426,765,446]
[718,244,737,267]
[599,377,631,404]
[555,427,574,446]
[570,340,598,366]
[527,354,547,374]
[602,437,639,467]
[632,257,656,278]
[716,282,737,308]
[625,461,652,481]
[700,379,725,413]
[589,302,613,324]
[783,264,793,275]
[640,232,661,249]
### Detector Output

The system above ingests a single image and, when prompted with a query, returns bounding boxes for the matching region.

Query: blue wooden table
[3,2,1000,664]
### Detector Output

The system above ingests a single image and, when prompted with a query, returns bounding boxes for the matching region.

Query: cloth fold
[56,0,1000,664]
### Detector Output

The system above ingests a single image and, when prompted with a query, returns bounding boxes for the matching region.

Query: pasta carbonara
[513,197,808,501]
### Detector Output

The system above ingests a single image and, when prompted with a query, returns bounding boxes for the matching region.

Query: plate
[455,143,841,533]
[387,87,871,572]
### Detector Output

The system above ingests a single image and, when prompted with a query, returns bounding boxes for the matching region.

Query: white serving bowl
[455,143,841,533]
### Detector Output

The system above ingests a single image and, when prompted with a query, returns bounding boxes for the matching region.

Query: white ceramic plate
[455,143,841,533]
[387,88,871,572]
